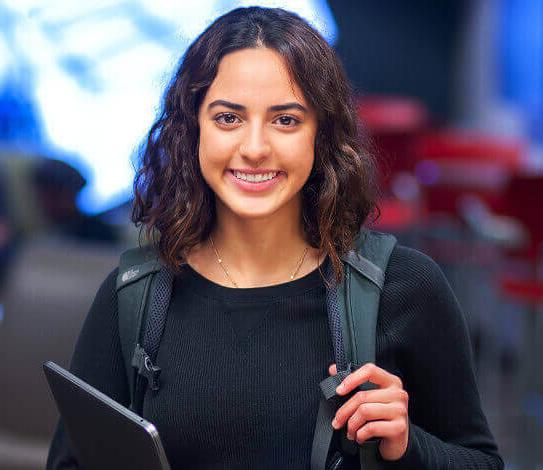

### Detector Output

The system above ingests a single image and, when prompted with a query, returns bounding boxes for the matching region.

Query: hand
[329,362,409,461]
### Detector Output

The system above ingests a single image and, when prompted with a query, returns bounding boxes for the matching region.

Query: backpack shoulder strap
[341,229,397,469]
[341,229,397,369]
[311,229,397,470]
[116,246,163,410]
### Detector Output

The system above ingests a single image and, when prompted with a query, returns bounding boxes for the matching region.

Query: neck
[209,199,320,286]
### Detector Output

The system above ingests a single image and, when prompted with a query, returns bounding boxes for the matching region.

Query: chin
[226,203,282,220]
[216,194,297,221]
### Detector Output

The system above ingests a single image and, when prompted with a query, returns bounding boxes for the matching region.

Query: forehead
[204,47,308,106]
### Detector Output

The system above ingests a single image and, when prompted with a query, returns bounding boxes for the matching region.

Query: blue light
[499,0,543,144]
[0,0,337,214]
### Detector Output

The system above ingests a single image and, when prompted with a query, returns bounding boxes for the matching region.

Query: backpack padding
[116,247,161,406]
[129,267,174,414]
[343,230,397,369]
[140,269,174,362]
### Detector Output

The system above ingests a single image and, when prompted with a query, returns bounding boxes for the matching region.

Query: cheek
[198,123,233,173]
[278,132,316,178]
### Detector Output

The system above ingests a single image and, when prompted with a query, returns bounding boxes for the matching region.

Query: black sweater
[47,245,503,469]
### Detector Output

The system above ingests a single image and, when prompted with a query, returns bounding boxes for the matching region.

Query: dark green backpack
[115,229,397,470]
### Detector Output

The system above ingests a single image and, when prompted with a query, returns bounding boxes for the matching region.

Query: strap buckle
[131,343,161,391]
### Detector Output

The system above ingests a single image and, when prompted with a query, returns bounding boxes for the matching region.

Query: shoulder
[101,267,119,295]
[380,244,461,321]
[70,267,121,372]
[84,268,119,321]
[89,267,120,317]
[384,244,450,292]
[107,266,120,281]
[375,245,471,361]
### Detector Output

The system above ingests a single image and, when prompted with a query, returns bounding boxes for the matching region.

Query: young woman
[47,7,503,469]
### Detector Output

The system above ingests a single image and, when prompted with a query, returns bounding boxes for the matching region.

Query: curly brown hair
[132,6,379,283]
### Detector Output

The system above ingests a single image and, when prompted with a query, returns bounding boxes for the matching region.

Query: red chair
[412,130,524,218]
[407,130,525,262]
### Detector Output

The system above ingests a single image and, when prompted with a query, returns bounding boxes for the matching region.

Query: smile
[226,169,284,193]
[232,170,278,183]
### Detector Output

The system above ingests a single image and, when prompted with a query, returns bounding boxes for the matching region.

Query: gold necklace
[209,234,309,288]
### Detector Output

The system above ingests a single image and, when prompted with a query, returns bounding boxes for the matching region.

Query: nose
[239,122,271,164]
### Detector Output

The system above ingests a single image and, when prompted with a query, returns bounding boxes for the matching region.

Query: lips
[226,169,284,193]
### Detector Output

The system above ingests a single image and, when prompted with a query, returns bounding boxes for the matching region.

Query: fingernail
[331,418,338,429]
[347,434,354,441]
[336,384,345,393]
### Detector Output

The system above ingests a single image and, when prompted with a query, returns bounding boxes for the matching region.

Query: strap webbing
[311,371,353,470]
[359,441,381,470]
[311,398,339,470]
[320,372,350,399]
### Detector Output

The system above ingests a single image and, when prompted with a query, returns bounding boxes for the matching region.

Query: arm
[46,268,129,469]
[330,246,503,469]
[382,247,503,469]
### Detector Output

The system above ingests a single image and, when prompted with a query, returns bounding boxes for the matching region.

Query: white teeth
[233,171,278,182]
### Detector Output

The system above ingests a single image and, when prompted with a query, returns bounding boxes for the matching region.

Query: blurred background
[0,0,542,468]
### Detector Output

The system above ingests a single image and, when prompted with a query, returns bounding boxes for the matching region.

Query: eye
[273,115,300,127]
[214,113,241,125]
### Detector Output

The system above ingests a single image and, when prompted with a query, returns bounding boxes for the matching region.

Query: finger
[336,363,403,395]
[333,388,408,429]
[355,418,408,446]
[346,403,405,439]
[328,363,337,376]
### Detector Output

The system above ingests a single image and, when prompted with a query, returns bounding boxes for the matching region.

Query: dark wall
[329,0,467,120]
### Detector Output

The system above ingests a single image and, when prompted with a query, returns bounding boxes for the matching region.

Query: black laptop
[43,361,171,470]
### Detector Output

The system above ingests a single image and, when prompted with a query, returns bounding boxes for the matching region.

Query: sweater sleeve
[46,268,129,470]
[379,246,503,469]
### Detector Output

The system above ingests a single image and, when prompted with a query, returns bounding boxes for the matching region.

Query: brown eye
[215,113,241,125]
[274,115,300,127]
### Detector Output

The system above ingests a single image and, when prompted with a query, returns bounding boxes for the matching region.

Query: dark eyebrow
[207,100,307,113]
[208,100,245,111]
[268,102,308,113]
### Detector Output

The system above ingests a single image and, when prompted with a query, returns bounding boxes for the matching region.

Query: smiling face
[197,47,318,222]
